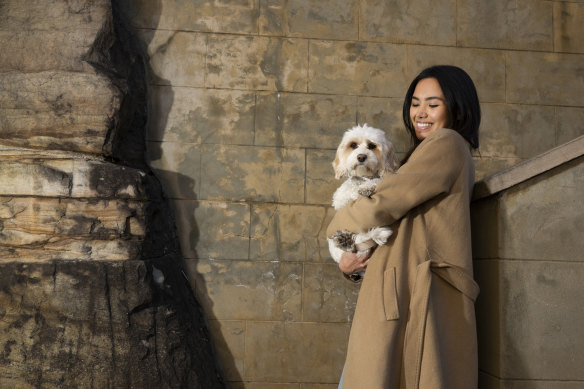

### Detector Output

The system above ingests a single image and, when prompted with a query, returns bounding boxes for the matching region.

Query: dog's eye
[349,142,358,149]
[367,143,377,150]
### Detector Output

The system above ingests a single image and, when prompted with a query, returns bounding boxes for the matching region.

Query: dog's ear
[380,141,399,177]
[332,151,345,179]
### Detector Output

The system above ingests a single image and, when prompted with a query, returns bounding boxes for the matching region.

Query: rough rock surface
[0,0,224,387]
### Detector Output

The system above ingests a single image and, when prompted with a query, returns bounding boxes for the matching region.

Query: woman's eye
[411,103,419,107]
[429,104,439,108]
[350,142,357,149]
[367,143,376,150]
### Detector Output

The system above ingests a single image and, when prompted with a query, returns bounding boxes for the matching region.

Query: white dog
[328,124,398,276]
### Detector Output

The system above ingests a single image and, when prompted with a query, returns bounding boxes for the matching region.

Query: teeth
[417,122,431,128]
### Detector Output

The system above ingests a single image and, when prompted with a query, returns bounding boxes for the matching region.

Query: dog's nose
[357,154,367,163]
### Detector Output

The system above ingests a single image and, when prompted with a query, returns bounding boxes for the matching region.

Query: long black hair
[402,65,481,163]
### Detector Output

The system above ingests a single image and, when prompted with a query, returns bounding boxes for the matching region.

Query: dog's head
[332,124,398,180]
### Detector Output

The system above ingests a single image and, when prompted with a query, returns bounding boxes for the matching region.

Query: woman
[330,65,481,388]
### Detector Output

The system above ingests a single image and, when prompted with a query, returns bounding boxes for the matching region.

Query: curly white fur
[328,124,398,275]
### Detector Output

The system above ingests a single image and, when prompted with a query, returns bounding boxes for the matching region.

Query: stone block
[479,103,556,159]
[259,0,358,40]
[243,321,349,382]
[206,35,308,92]
[496,260,584,380]
[0,71,120,154]
[193,260,302,321]
[556,107,584,145]
[147,140,201,200]
[137,30,206,86]
[457,0,553,51]
[498,159,584,262]
[302,263,360,323]
[0,31,95,73]
[147,86,256,144]
[0,155,148,201]
[231,384,302,389]
[0,0,108,73]
[306,150,337,206]
[0,260,224,388]
[360,0,456,45]
[357,97,412,152]
[254,92,357,148]
[0,197,145,244]
[249,204,333,262]
[406,46,506,103]
[0,0,109,32]
[118,0,259,34]
[207,319,246,381]
[554,2,584,54]
[506,51,584,106]
[200,145,305,203]
[309,40,408,97]
[172,200,250,260]
[473,156,522,182]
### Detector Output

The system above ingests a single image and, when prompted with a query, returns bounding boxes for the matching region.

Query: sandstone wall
[0,1,224,387]
[114,0,584,387]
[472,148,584,388]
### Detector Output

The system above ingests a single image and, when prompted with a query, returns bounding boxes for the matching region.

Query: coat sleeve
[326,129,468,237]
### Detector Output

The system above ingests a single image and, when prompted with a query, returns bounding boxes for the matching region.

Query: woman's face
[409,77,450,141]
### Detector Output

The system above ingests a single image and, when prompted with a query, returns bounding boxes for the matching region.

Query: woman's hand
[339,251,370,275]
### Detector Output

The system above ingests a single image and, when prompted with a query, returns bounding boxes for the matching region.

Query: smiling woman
[330,65,482,388]
[409,77,450,141]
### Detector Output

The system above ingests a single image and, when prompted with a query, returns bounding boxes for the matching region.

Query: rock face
[0,1,224,387]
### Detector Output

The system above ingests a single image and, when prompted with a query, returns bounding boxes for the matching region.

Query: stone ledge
[0,152,149,200]
[473,134,584,201]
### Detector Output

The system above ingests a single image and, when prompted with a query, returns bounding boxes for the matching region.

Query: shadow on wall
[114,1,242,384]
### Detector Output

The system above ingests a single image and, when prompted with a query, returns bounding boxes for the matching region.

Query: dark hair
[402,65,481,162]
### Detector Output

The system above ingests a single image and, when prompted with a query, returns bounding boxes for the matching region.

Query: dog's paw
[357,187,375,197]
[332,230,356,251]
[370,226,393,245]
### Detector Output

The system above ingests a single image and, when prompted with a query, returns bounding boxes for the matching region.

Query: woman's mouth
[416,122,432,131]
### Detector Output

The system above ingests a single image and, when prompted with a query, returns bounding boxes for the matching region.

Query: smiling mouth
[416,122,432,130]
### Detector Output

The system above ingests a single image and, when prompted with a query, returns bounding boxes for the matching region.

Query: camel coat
[327,128,479,389]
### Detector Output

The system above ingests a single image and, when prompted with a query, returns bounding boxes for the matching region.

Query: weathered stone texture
[200,145,305,203]
[457,0,553,51]
[0,261,222,388]
[119,0,259,34]
[308,40,408,97]
[206,35,308,92]
[553,2,584,54]
[557,107,584,145]
[249,204,332,262]
[243,322,349,382]
[480,103,556,159]
[0,0,225,386]
[138,30,207,86]
[407,46,506,103]
[303,263,360,323]
[147,86,256,144]
[255,93,357,148]
[506,51,584,106]
[194,260,302,321]
[0,71,119,155]
[173,200,250,260]
[473,155,584,386]
[259,0,359,40]
[360,0,456,45]
[475,260,584,381]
